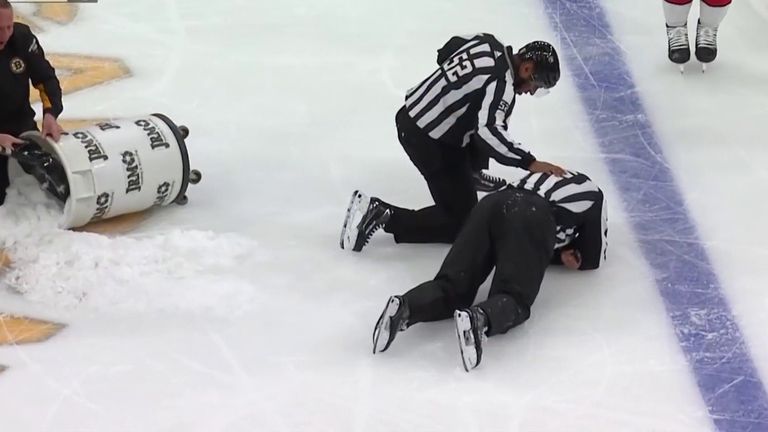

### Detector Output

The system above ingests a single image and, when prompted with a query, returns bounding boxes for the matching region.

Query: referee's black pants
[402,188,557,336]
[383,107,478,244]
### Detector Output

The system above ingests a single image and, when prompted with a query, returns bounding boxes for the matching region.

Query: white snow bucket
[21,113,201,229]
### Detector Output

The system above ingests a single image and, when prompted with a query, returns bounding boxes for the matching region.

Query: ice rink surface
[1,0,767,431]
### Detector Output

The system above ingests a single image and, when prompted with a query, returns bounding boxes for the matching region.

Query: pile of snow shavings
[0,176,260,316]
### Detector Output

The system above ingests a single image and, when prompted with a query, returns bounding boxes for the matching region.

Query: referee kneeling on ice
[371,170,607,372]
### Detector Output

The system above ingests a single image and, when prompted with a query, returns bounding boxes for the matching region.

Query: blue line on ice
[541,0,768,430]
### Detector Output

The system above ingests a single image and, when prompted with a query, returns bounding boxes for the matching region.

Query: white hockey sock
[699,1,730,28]
[663,1,693,27]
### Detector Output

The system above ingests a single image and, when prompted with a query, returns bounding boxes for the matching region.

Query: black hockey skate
[372,295,410,354]
[472,170,507,193]
[454,307,488,372]
[666,24,690,72]
[11,141,69,203]
[340,190,392,252]
[695,20,718,70]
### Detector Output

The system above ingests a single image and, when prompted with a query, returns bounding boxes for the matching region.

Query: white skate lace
[667,25,689,50]
[697,25,717,49]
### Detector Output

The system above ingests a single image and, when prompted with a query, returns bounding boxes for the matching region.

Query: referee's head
[512,41,561,96]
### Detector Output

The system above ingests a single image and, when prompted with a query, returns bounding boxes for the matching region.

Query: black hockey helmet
[518,41,560,89]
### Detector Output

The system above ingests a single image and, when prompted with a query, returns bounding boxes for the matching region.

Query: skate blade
[372,296,400,354]
[340,190,365,249]
[454,310,477,372]
[341,191,370,251]
[340,190,359,249]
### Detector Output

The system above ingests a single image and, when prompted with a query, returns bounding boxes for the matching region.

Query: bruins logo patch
[10,57,26,74]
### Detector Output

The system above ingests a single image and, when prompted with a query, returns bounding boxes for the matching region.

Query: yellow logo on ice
[0,315,66,374]
[35,4,80,25]
[29,54,130,106]
[12,3,79,31]
[0,315,65,345]
[19,4,132,128]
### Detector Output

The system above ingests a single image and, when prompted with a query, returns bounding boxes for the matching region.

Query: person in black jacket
[341,33,565,252]
[0,0,64,205]
[371,171,608,372]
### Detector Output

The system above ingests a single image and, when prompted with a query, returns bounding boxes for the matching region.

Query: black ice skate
[472,171,507,193]
[695,20,718,71]
[454,307,488,372]
[666,24,690,73]
[372,295,409,354]
[340,190,392,252]
[12,142,70,203]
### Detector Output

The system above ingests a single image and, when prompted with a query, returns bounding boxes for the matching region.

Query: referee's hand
[529,160,566,177]
[561,249,582,270]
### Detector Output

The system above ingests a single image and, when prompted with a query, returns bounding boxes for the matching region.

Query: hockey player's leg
[663,0,693,71]
[696,0,731,69]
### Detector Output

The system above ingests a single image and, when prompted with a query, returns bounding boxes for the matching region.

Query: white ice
[1,0,767,431]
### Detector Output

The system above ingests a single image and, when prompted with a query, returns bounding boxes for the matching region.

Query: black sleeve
[21,27,63,118]
[572,190,608,270]
[472,71,536,169]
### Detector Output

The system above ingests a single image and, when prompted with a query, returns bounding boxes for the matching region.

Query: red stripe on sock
[702,0,731,7]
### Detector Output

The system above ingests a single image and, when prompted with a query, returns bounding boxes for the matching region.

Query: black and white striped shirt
[513,171,608,270]
[403,33,535,168]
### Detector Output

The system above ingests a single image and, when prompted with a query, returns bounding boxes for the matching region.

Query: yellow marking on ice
[35,4,79,25]
[34,118,108,132]
[74,211,151,235]
[14,4,79,32]
[29,54,130,104]
[0,250,11,270]
[13,15,41,33]
[0,314,65,345]
[59,119,104,130]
